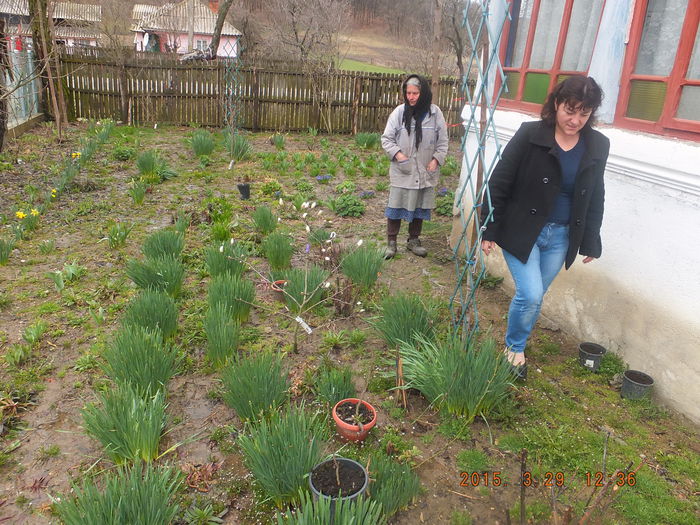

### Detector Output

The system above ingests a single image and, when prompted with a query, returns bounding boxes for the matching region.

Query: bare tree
[443,0,481,81]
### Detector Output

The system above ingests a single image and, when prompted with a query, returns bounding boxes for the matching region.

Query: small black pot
[237,183,250,200]
[621,370,654,400]
[578,342,607,372]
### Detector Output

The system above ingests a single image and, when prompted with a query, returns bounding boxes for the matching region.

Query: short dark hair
[541,75,603,127]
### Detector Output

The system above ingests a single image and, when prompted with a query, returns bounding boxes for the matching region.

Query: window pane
[561,0,605,71]
[529,0,566,70]
[634,0,688,76]
[502,72,521,99]
[687,26,700,80]
[523,73,550,104]
[506,0,535,68]
[676,85,700,121]
[626,80,667,121]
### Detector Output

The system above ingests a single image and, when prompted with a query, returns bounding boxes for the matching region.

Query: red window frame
[615,0,700,140]
[495,0,605,113]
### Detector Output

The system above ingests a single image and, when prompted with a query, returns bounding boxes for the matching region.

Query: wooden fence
[59,52,467,136]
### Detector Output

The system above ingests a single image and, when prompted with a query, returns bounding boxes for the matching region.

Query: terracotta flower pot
[332,398,377,442]
[270,279,287,293]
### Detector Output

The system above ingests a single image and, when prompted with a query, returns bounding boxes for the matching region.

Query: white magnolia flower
[301,202,309,209]
[278,217,282,222]
[356,239,363,246]
[302,212,308,218]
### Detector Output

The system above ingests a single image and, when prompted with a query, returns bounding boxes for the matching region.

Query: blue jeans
[502,223,569,354]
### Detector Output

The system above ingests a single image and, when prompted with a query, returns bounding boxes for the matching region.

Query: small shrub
[136,150,177,182]
[208,274,255,324]
[252,206,277,235]
[204,303,241,367]
[441,155,460,176]
[102,325,180,396]
[456,449,489,472]
[210,221,231,242]
[62,260,86,282]
[335,180,357,194]
[314,366,355,406]
[355,132,381,150]
[5,343,31,366]
[205,241,247,278]
[369,453,422,516]
[126,255,185,298]
[400,335,514,423]
[22,320,48,346]
[0,238,15,265]
[276,490,386,524]
[375,180,389,192]
[308,228,331,246]
[598,351,627,380]
[112,144,136,161]
[372,293,435,348]
[221,351,288,420]
[262,232,295,271]
[142,229,184,260]
[122,290,178,340]
[238,404,328,507]
[294,180,315,197]
[82,385,166,464]
[55,463,181,525]
[341,244,385,290]
[328,194,365,217]
[281,265,330,313]
[191,129,216,157]
[226,131,252,161]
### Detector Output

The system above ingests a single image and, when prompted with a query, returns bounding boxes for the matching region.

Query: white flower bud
[323,282,331,288]
[324,256,330,261]
[356,239,363,246]
[311,202,317,208]
[219,245,224,253]
[302,212,308,218]
[279,198,284,205]
[305,225,311,232]
[329,231,337,239]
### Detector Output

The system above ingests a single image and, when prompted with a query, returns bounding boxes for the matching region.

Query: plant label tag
[585,359,595,368]
[295,316,312,334]
[228,160,235,170]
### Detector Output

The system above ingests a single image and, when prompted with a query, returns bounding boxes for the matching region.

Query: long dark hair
[541,75,603,128]
[402,74,433,147]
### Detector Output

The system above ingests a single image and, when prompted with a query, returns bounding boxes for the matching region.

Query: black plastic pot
[309,457,368,521]
[578,342,607,372]
[237,183,250,200]
[621,370,654,399]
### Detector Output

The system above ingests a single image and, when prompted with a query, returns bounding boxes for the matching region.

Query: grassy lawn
[338,58,406,75]
[0,123,697,524]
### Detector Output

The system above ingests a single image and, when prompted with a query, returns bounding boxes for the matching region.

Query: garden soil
[0,125,698,525]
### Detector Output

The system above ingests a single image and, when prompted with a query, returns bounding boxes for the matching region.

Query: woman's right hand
[394,151,409,162]
[481,240,496,256]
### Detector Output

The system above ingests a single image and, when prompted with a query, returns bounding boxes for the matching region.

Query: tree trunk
[209,0,235,59]
[431,0,444,97]
[0,18,10,152]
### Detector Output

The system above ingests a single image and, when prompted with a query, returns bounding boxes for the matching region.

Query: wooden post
[252,67,260,131]
[431,0,443,98]
[351,75,361,135]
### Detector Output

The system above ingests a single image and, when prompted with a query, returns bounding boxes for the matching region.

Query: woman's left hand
[427,158,439,171]
[582,256,596,264]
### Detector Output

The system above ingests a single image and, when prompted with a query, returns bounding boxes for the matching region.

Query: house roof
[132,0,241,37]
[0,1,101,22]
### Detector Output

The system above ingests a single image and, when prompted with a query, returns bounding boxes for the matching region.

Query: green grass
[338,58,405,74]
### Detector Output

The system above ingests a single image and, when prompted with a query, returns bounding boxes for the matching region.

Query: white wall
[457,110,700,423]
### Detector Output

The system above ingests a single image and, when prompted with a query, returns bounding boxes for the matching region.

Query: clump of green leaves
[221,351,288,420]
[271,133,286,150]
[22,320,48,346]
[136,150,177,183]
[127,179,148,205]
[314,365,355,406]
[440,155,460,176]
[260,180,283,196]
[280,265,330,313]
[105,221,134,249]
[102,325,180,397]
[355,132,381,150]
[82,385,166,464]
[400,335,514,423]
[0,238,15,265]
[372,293,435,348]
[238,404,328,507]
[208,274,255,323]
[127,255,185,298]
[341,243,385,290]
[39,239,56,255]
[190,129,216,157]
[122,290,178,340]
[204,303,240,367]
[369,453,422,516]
[335,180,357,194]
[252,206,277,235]
[328,194,365,217]
[142,229,184,260]
[434,189,455,217]
[262,232,295,271]
[276,490,386,524]
[205,241,247,278]
[226,130,252,161]
[55,463,181,525]
[308,228,331,246]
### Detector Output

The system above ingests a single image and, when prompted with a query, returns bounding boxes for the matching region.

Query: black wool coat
[480,120,610,269]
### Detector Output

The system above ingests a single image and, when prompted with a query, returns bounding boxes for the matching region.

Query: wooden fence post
[351,75,361,135]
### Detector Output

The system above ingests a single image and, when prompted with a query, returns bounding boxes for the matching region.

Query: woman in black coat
[481,75,609,378]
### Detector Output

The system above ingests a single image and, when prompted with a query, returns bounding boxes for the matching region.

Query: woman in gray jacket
[381,75,449,258]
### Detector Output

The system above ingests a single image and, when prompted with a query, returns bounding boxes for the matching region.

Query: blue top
[548,137,585,224]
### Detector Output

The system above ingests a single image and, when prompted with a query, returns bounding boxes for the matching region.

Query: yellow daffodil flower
[16,211,27,219]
